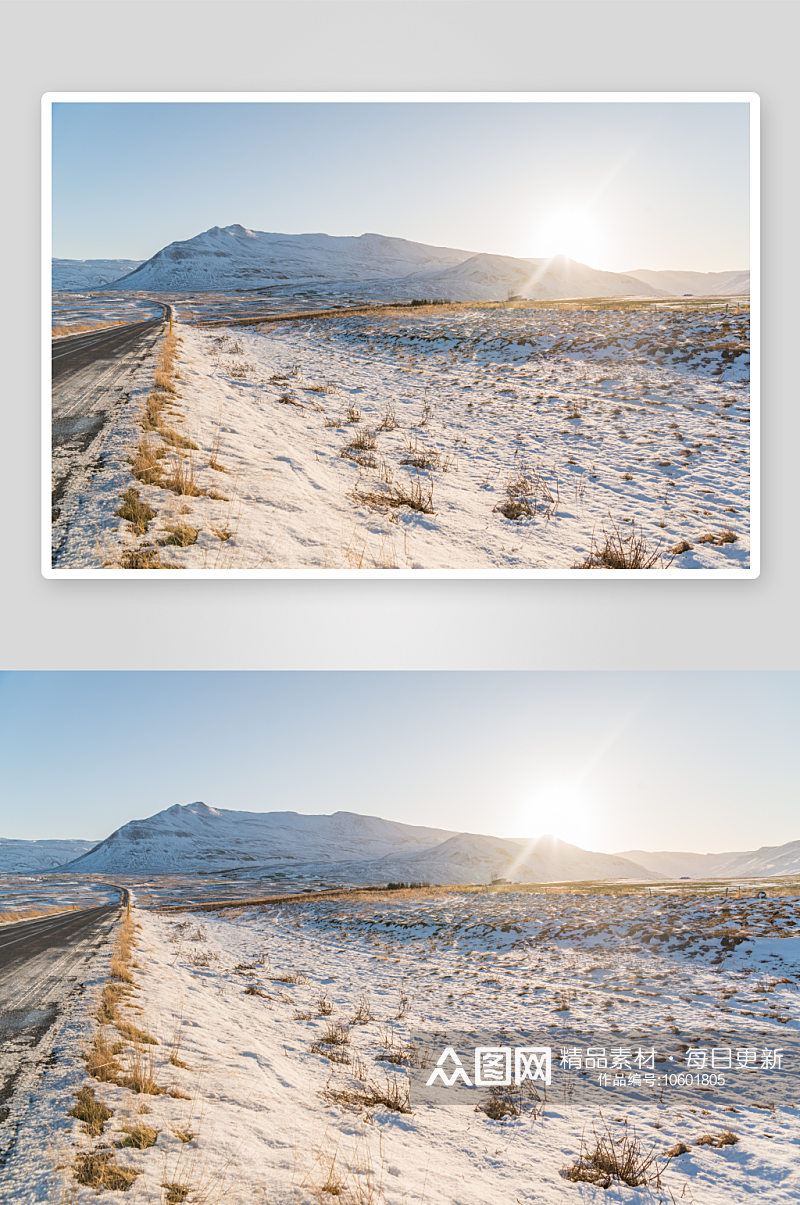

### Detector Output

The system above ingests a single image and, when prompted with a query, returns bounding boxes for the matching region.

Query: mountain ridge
[54,224,749,300]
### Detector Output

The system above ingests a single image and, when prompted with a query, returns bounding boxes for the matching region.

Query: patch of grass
[476,1079,545,1122]
[244,984,269,998]
[574,518,667,569]
[561,1116,663,1189]
[323,1072,412,1115]
[162,1183,190,1204]
[696,1129,739,1148]
[377,402,399,431]
[159,428,199,451]
[111,956,134,985]
[154,367,177,394]
[115,1019,158,1045]
[130,435,165,486]
[698,528,738,546]
[160,523,198,548]
[69,1084,112,1136]
[119,1039,164,1096]
[85,1030,123,1083]
[117,1122,158,1149]
[351,995,373,1025]
[494,464,559,521]
[116,489,155,536]
[73,1150,140,1191]
[118,547,163,570]
[161,453,206,498]
[353,471,434,515]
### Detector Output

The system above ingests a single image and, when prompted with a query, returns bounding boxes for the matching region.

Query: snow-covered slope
[52,259,144,290]
[373,253,664,303]
[626,268,750,297]
[617,839,800,879]
[288,832,656,886]
[87,224,749,302]
[0,838,98,872]
[59,803,652,883]
[62,802,456,874]
[110,225,474,293]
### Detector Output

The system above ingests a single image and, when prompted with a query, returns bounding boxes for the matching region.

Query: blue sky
[0,672,793,854]
[51,100,751,273]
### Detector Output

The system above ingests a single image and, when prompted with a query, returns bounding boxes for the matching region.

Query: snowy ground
[25,887,799,1204]
[60,301,752,574]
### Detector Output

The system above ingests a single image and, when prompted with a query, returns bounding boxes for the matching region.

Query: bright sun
[534,207,606,268]
[515,781,599,849]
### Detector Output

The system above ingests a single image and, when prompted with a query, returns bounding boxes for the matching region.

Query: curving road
[0,904,120,1167]
[50,314,166,566]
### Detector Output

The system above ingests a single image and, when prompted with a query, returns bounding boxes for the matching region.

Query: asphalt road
[51,316,165,563]
[52,319,161,384]
[0,904,120,1165]
[0,904,118,974]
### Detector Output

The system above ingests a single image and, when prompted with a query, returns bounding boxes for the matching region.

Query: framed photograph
[1,669,797,1199]
[43,93,758,577]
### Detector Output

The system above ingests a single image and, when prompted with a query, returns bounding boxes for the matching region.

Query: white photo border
[42,91,760,580]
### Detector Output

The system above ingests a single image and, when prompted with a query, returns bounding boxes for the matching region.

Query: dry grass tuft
[352,471,434,515]
[115,1019,158,1045]
[696,1129,739,1148]
[119,1038,165,1096]
[322,1072,412,1115]
[475,1079,545,1122]
[85,1029,123,1083]
[561,1116,663,1189]
[160,523,198,548]
[118,547,163,570]
[698,529,738,546]
[69,1085,112,1136]
[161,452,206,498]
[162,1183,190,1204]
[494,464,559,521]
[574,517,666,570]
[350,995,374,1026]
[117,1121,158,1149]
[130,435,165,486]
[116,489,155,536]
[73,1150,140,1191]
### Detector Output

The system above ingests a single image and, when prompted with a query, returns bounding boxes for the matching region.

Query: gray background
[2,1,795,669]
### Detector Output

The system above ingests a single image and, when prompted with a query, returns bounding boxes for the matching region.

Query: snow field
[105,303,750,572]
[54,890,799,1204]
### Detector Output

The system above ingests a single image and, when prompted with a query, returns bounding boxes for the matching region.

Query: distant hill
[625,268,750,297]
[57,801,653,883]
[0,838,98,873]
[617,840,800,879]
[62,802,455,875]
[82,224,748,302]
[52,258,144,290]
[107,226,474,293]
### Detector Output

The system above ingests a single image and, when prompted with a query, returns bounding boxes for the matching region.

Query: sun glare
[515,781,599,849]
[534,207,606,269]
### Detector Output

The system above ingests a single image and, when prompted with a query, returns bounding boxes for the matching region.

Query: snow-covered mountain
[109,226,474,293]
[0,838,99,873]
[625,268,750,297]
[91,224,748,302]
[618,840,800,880]
[53,258,144,290]
[63,802,456,875]
[371,253,664,303]
[288,832,657,886]
[55,802,652,883]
